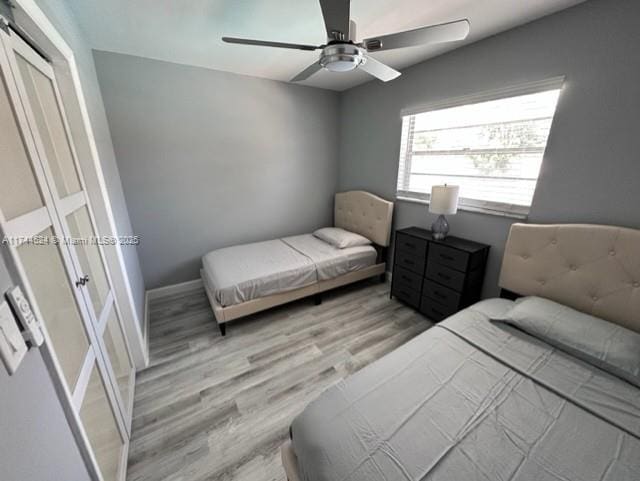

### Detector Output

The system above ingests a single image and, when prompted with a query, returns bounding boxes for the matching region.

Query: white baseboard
[146,278,204,301]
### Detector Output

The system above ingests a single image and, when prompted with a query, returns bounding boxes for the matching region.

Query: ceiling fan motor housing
[320,43,364,72]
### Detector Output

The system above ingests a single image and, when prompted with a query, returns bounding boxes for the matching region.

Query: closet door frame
[6,29,135,434]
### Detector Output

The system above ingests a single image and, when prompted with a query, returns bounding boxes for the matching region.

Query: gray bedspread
[283,235,376,281]
[291,299,640,481]
[202,239,316,307]
[202,234,377,307]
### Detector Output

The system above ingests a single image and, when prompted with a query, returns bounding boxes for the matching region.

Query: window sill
[396,196,529,220]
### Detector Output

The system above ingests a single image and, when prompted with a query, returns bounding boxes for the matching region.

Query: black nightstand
[390,227,490,322]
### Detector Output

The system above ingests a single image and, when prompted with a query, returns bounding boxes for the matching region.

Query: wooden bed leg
[218,322,226,336]
[313,294,322,306]
[379,272,386,283]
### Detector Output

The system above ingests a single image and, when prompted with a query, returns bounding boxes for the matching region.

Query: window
[396,82,562,217]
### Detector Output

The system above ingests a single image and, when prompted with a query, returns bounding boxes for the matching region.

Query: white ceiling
[67,0,586,91]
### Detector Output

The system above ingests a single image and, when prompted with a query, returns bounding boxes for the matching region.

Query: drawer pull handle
[432,308,444,316]
[403,259,414,265]
[437,272,451,280]
[404,242,416,248]
[401,275,411,282]
[434,291,446,299]
[440,254,455,261]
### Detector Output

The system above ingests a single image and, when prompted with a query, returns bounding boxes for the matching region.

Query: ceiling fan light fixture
[319,44,364,72]
[323,58,358,72]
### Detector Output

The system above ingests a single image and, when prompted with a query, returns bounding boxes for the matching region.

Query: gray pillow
[493,296,640,388]
[313,227,371,249]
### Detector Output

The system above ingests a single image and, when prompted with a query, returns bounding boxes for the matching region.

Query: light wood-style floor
[127,280,431,481]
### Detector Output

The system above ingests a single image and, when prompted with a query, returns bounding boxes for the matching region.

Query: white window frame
[396,77,564,219]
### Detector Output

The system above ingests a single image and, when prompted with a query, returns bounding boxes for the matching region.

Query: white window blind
[397,83,562,217]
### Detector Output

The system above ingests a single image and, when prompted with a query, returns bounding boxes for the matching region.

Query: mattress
[291,299,640,481]
[202,234,377,307]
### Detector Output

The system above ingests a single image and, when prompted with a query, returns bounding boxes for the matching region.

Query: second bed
[201,191,394,335]
[202,234,378,307]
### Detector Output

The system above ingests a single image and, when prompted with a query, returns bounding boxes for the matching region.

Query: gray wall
[33,0,146,325]
[0,256,90,481]
[338,0,640,297]
[94,51,341,288]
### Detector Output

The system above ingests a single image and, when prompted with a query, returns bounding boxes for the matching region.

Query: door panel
[15,53,82,196]
[8,30,133,433]
[66,205,110,317]
[0,68,44,220]
[16,226,90,388]
[80,365,125,481]
[103,306,134,417]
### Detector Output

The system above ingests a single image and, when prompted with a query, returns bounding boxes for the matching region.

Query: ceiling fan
[222,0,470,83]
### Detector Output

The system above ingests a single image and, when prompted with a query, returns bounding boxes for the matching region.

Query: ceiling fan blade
[222,37,320,51]
[291,62,323,82]
[319,0,350,41]
[360,55,401,82]
[363,19,470,52]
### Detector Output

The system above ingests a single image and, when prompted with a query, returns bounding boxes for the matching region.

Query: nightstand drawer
[396,232,428,258]
[425,260,466,291]
[393,266,423,292]
[395,249,426,275]
[420,297,457,322]
[392,284,421,308]
[429,244,469,272]
[423,280,461,310]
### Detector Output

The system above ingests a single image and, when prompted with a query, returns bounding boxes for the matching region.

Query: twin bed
[201,191,394,335]
[281,223,640,481]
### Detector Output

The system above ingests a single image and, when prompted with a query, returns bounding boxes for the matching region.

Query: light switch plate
[7,286,44,346]
[0,300,27,375]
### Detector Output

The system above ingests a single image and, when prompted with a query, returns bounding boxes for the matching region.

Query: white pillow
[313,227,371,249]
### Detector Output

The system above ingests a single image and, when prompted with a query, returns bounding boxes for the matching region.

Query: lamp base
[431,214,449,240]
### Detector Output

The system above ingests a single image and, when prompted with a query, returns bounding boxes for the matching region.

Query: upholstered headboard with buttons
[499,223,640,333]
[335,191,394,247]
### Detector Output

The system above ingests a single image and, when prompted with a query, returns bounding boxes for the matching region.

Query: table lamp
[429,184,459,240]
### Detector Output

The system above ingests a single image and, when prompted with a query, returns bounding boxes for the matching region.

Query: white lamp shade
[429,185,459,215]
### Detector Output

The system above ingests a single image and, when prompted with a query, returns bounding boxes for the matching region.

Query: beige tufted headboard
[335,191,394,247]
[499,223,640,333]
